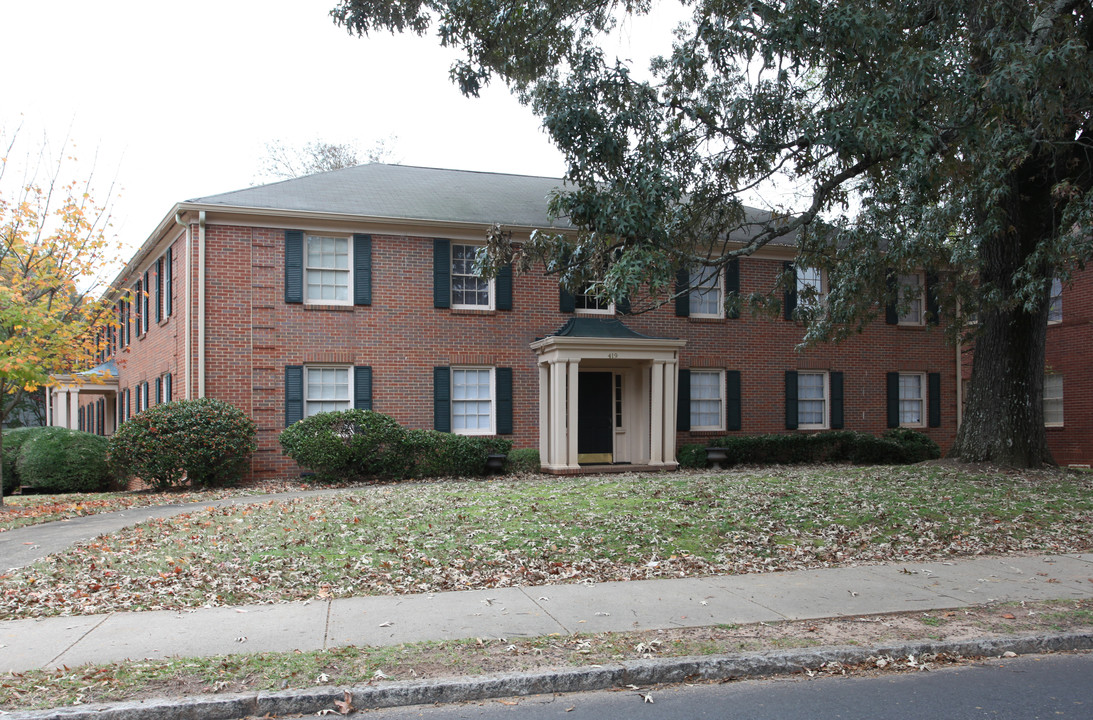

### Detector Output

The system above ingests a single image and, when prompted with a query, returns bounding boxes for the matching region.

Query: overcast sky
[1,0,682,259]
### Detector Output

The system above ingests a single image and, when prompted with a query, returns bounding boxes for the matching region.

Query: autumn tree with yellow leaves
[0,133,119,504]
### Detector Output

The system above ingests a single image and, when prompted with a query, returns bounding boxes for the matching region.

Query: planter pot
[705,447,729,471]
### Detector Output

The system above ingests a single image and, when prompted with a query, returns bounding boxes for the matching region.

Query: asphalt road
[360,651,1093,719]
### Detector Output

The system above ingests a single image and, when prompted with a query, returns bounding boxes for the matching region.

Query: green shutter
[785,370,798,429]
[559,286,575,313]
[675,268,690,317]
[165,246,173,317]
[496,264,513,311]
[143,271,150,333]
[434,367,451,432]
[725,258,740,319]
[433,239,451,308]
[354,366,373,411]
[726,370,741,431]
[496,367,513,434]
[354,234,372,306]
[783,262,797,321]
[885,270,899,324]
[165,373,172,402]
[928,372,941,428]
[830,371,844,429]
[617,295,631,314]
[926,272,940,325]
[155,377,162,405]
[886,372,900,428]
[155,258,163,323]
[677,369,691,431]
[285,231,304,304]
[285,366,303,427]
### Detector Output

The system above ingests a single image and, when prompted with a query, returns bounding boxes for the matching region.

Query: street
[360,651,1092,719]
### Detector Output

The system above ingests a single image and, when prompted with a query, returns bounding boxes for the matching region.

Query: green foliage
[16,428,114,494]
[402,429,512,478]
[679,430,938,469]
[279,410,412,482]
[1,426,48,495]
[506,447,541,473]
[109,399,257,490]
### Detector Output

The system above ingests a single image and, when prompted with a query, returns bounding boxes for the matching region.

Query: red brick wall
[1045,270,1093,465]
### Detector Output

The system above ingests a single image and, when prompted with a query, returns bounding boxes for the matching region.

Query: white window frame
[797,371,829,430]
[451,366,495,435]
[1048,278,1063,325]
[795,266,825,308]
[304,234,352,306]
[898,272,926,325]
[690,369,725,431]
[304,365,353,417]
[898,372,926,428]
[451,243,495,310]
[1044,374,1063,427]
[574,281,615,315]
[689,266,724,318]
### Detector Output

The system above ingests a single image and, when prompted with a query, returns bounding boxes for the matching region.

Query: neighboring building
[45,163,1082,480]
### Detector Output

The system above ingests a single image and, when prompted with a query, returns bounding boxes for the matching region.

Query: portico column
[550,361,568,468]
[538,363,550,467]
[650,361,665,464]
[68,388,80,430]
[663,361,678,465]
[54,388,68,429]
[566,360,579,467]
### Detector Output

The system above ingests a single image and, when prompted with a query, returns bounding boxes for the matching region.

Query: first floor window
[898,273,925,325]
[1044,374,1063,427]
[690,370,724,430]
[306,366,351,416]
[452,367,493,433]
[689,266,723,317]
[797,372,828,429]
[306,235,350,304]
[451,244,492,308]
[898,373,925,426]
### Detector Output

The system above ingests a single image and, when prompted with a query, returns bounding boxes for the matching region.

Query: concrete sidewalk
[5,552,1092,673]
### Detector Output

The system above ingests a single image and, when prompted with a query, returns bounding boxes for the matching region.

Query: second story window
[306,235,351,304]
[575,282,614,314]
[452,244,492,309]
[898,273,925,325]
[796,266,825,307]
[689,266,723,317]
[1048,277,1062,324]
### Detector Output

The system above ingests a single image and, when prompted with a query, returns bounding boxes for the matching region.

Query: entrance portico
[48,360,118,433]
[531,318,686,473]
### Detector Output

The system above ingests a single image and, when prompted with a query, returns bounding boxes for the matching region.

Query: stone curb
[15,632,1093,720]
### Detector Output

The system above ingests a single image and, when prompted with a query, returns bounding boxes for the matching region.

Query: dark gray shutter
[353,234,372,306]
[885,270,899,324]
[433,239,451,308]
[97,398,105,435]
[783,262,797,320]
[785,370,798,429]
[285,366,304,427]
[830,371,844,429]
[559,286,575,313]
[285,231,304,304]
[677,369,691,431]
[155,377,162,405]
[165,246,173,317]
[354,366,373,410]
[496,264,513,311]
[926,272,940,325]
[142,271,150,333]
[616,295,631,314]
[434,367,451,432]
[496,367,513,434]
[726,370,741,431]
[928,372,941,427]
[886,372,900,428]
[675,268,690,317]
[155,258,163,323]
[165,373,172,402]
[726,258,740,319]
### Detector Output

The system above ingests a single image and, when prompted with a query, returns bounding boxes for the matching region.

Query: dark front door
[577,372,614,463]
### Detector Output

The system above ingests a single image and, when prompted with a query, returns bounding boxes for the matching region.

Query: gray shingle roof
[189,163,572,229]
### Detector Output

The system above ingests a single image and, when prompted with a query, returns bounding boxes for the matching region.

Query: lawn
[3,464,1092,620]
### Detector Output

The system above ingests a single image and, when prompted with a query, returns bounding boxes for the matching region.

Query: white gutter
[174,212,193,400]
[198,210,206,399]
[955,336,963,428]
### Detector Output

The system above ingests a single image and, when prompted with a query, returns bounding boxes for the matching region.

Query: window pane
[690,266,722,316]
[306,367,350,416]
[452,245,490,307]
[1048,278,1063,323]
[305,236,350,303]
[1044,375,1063,425]
[899,374,923,424]
[797,373,826,426]
[453,368,493,432]
[690,371,722,428]
[899,274,923,324]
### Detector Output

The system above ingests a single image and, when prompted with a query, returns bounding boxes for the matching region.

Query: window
[797,372,829,429]
[142,271,150,334]
[305,235,351,304]
[451,244,492,309]
[452,367,494,434]
[690,370,724,430]
[795,266,825,307]
[1044,374,1063,427]
[898,273,925,325]
[1048,278,1062,324]
[305,366,351,416]
[689,266,723,317]
[898,373,925,427]
[575,281,614,314]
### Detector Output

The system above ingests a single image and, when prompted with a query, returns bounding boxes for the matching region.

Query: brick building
[45,164,1089,478]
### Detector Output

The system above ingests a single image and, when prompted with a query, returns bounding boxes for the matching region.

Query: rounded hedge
[279,409,411,482]
[1,426,48,495]
[16,428,114,494]
[109,398,257,490]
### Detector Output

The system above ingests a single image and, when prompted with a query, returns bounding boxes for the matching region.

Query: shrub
[110,398,257,489]
[683,430,934,469]
[848,435,907,465]
[279,410,410,482]
[883,428,942,463]
[17,428,114,493]
[506,447,540,473]
[403,429,512,478]
[1,426,48,495]
[677,444,707,469]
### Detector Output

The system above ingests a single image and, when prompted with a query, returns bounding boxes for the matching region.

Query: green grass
[3,465,1093,619]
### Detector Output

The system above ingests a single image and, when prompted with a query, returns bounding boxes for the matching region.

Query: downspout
[198,211,206,398]
[174,212,193,400]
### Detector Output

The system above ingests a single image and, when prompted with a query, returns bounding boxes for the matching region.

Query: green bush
[1,426,48,495]
[682,430,935,469]
[279,410,411,482]
[17,428,114,493]
[506,448,541,473]
[677,444,707,469]
[403,429,512,478]
[883,428,942,463]
[110,398,257,490]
